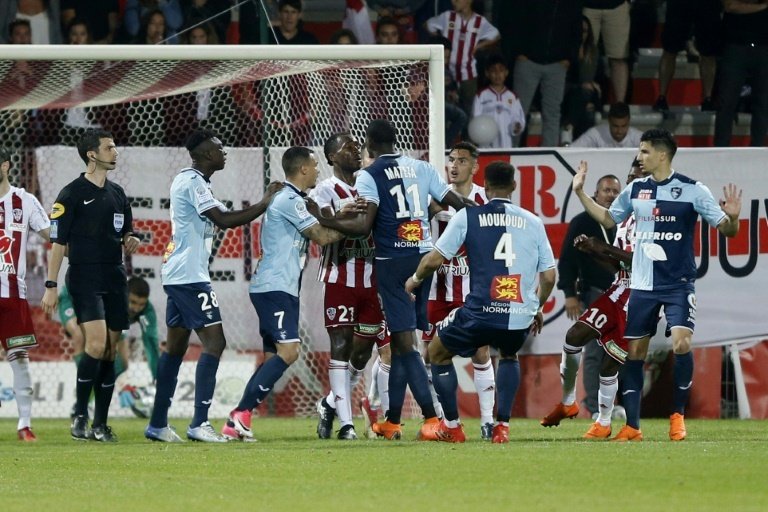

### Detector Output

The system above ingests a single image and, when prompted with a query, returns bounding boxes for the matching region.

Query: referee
[41,129,140,443]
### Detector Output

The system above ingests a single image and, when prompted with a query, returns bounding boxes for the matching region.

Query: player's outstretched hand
[123,234,141,255]
[720,183,742,220]
[573,234,598,254]
[265,181,284,199]
[305,197,320,218]
[404,276,420,298]
[572,160,588,193]
[564,296,583,321]
[337,198,367,218]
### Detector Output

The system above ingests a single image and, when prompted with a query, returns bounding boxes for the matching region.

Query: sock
[623,359,644,429]
[386,354,407,424]
[377,361,390,415]
[597,373,619,426]
[673,352,694,415]
[75,354,100,417]
[495,359,520,423]
[423,362,444,419]
[329,359,352,426]
[368,356,380,404]
[404,351,436,419]
[191,353,220,428]
[349,363,363,391]
[150,352,183,428]
[237,355,289,411]
[473,361,495,425]
[561,344,582,405]
[431,363,458,421]
[114,353,127,379]
[93,360,116,426]
[324,390,336,410]
[8,350,33,430]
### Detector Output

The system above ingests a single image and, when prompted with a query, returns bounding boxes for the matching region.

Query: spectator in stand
[430,34,467,145]
[124,0,183,44]
[653,0,722,114]
[571,102,642,148]
[472,52,525,148]
[714,0,768,147]
[6,18,32,44]
[61,0,119,44]
[270,0,318,45]
[583,1,630,103]
[511,0,582,147]
[561,15,603,144]
[0,0,62,44]
[182,20,219,45]
[329,28,358,44]
[181,0,230,44]
[426,0,500,116]
[133,9,169,45]
[374,16,400,45]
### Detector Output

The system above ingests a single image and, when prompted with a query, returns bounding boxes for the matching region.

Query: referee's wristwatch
[44,280,58,289]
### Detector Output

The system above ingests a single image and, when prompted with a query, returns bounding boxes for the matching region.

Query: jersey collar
[285,180,307,197]
[184,167,210,183]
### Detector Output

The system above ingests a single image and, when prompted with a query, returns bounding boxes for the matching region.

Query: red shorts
[324,281,386,345]
[577,283,630,363]
[0,298,38,352]
[422,299,463,342]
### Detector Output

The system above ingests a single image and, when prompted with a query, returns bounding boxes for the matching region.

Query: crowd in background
[1,0,766,149]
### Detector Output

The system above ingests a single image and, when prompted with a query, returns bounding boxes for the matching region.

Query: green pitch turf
[1,418,766,512]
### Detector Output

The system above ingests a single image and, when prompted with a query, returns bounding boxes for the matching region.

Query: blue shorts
[250,291,301,353]
[164,283,222,330]
[625,286,695,339]
[437,307,529,358]
[375,254,431,333]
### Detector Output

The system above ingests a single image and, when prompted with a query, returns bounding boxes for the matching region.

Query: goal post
[0,44,445,420]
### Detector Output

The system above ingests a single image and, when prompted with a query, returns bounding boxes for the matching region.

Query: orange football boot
[435,420,466,443]
[610,424,643,442]
[416,417,440,441]
[583,422,611,439]
[669,413,687,441]
[371,420,402,440]
[491,424,509,444]
[540,402,580,427]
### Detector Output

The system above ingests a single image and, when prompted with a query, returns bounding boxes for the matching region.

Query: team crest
[671,187,682,199]
[326,307,337,321]
[490,274,523,303]
[279,330,288,340]
[397,220,423,242]
[113,213,124,232]
[0,205,4,223]
[12,208,22,222]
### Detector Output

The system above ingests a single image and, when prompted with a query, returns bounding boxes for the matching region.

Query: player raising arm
[572,128,741,441]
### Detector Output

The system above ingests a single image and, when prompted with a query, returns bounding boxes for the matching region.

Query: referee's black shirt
[49,173,133,265]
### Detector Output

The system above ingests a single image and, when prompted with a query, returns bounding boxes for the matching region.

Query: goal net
[0,45,444,420]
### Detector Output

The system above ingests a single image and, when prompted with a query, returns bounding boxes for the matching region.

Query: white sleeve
[27,193,51,232]
[477,17,500,41]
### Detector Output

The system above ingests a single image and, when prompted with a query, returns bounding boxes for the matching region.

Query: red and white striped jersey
[429,184,487,302]
[613,213,635,286]
[426,10,500,82]
[310,176,375,288]
[472,87,526,148]
[0,186,50,299]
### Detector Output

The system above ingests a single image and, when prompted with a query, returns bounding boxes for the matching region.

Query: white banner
[34,146,768,357]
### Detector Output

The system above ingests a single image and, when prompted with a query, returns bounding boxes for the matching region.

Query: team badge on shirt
[326,307,337,321]
[671,187,682,199]
[397,221,423,242]
[490,274,523,303]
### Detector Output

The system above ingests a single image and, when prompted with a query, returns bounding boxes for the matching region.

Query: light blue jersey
[435,199,556,330]
[162,168,225,285]
[609,171,726,291]
[249,182,318,297]
[356,154,451,259]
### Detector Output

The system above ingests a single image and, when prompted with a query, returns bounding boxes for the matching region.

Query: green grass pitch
[1,417,766,512]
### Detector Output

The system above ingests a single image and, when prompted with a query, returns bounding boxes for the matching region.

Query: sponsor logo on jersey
[0,231,16,274]
[397,220,423,242]
[295,199,310,219]
[7,334,36,348]
[671,187,682,199]
[635,231,682,241]
[638,190,653,200]
[326,307,336,320]
[50,220,58,239]
[638,208,677,223]
[50,202,65,219]
[490,274,523,303]
[113,213,124,232]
